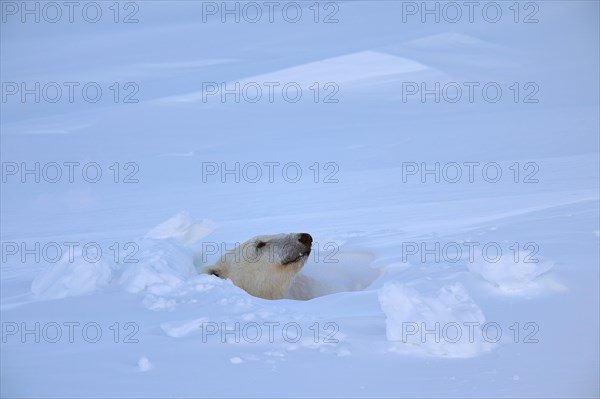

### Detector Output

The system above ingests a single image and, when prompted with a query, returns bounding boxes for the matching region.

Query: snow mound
[31,254,112,300]
[118,241,197,295]
[378,282,495,358]
[145,212,214,245]
[162,51,437,104]
[468,251,558,294]
[30,213,210,300]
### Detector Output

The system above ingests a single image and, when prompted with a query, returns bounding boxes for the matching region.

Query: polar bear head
[202,233,313,300]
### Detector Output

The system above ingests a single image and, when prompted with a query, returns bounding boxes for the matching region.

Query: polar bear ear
[203,266,222,278]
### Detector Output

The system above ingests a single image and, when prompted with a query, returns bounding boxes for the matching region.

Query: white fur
[201,233,312,300]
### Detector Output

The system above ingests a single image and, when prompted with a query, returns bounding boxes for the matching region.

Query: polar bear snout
[281,233,313,265]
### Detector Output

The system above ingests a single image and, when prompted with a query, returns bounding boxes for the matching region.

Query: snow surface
[1,1,599,398]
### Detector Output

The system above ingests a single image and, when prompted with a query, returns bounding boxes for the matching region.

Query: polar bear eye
[256,241,266,249]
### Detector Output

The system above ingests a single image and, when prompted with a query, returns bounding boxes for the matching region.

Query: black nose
[298,233,312,247]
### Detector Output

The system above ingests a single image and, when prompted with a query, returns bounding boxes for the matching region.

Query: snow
[144,211,214,245]
[1,1,599,398]
[467,250,561,294]
[31,254,113,300]
[137,357,152,372]
[379,282,495,358]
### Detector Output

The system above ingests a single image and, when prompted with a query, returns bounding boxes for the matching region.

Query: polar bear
[201,233,313,300]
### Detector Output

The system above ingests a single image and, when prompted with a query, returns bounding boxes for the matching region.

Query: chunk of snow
[145,212,214,245]
[137,357,152,372]
[378,282,495,358]
[31,255,112,299]
[118,241,196,294]
[468,251,555,294]
[160,318,209,338]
